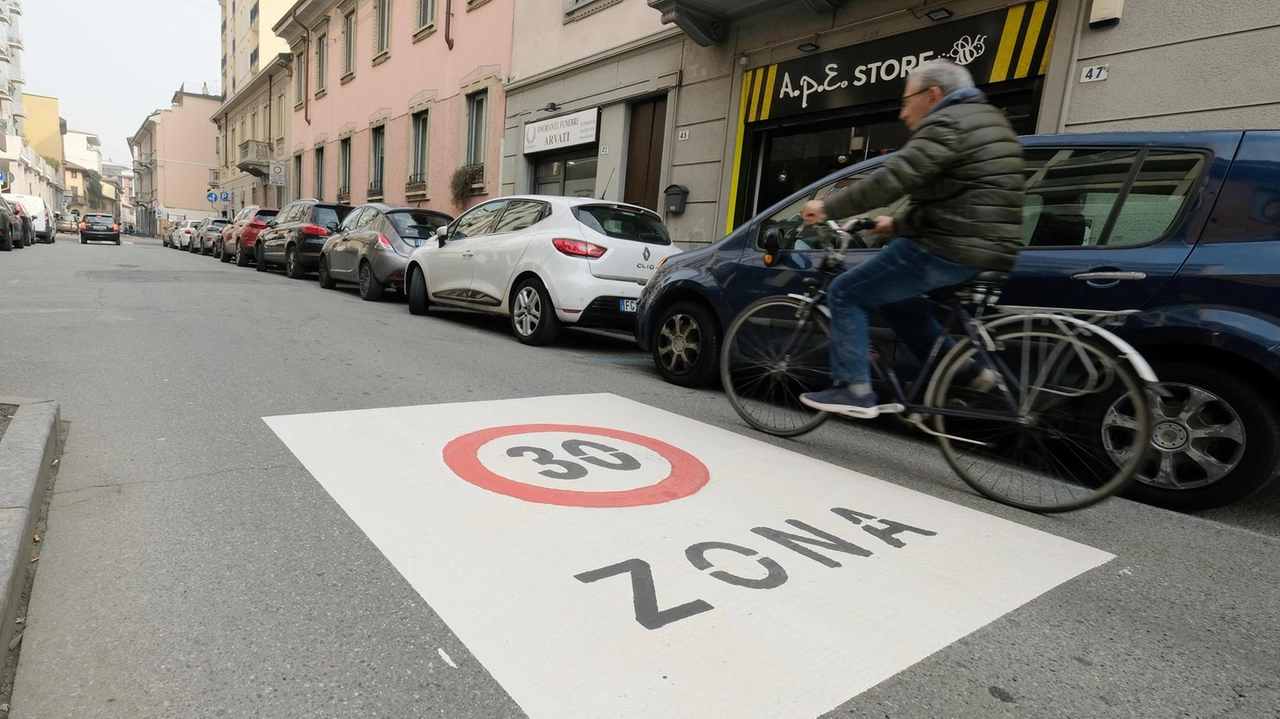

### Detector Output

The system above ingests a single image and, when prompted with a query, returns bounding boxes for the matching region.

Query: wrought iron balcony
[337,185,350,203]
[237,139,271,176]
[367,180,384,199]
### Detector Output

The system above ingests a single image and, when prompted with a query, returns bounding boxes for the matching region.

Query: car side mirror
[436,225,449,248]
[327,221,339,232]
[761,229,783,267]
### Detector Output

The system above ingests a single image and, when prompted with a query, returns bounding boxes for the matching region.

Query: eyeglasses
[901,88,931,107]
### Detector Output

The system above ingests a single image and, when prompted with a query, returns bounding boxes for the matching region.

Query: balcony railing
[11,99,23,118]
[367,180,384,199]
[237,139,272,176]
[406,173,427,197]
[337,186,350,203]
[208,168,221,187]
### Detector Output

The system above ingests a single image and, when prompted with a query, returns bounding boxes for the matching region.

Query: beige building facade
[222,0,293,99]
[212,53,293,216]
[129,89,223,236]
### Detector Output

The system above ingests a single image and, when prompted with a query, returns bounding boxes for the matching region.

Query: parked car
[255,199,354,278]
[12,204,32,247]
[193,218,229,255]
[80,213,121,244]
[220,205,279,267]
[319,204,452,300]
[0,197,23,251]
[55,213,78,235]
[2,194,53,243]
[173,220,201,251]
[405,196,681,345]
[637,130,1280,511]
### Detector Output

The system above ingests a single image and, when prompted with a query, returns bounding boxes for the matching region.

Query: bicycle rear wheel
[721,296,833,437]
[929,326,1152,512]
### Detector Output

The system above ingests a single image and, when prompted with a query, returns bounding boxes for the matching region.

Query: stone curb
[0,399,59,657]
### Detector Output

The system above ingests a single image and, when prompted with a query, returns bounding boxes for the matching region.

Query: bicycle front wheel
[721,296,833,437]
[929,327,1152,512]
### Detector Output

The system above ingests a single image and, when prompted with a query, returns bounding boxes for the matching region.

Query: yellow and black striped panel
[988,0,1057,84]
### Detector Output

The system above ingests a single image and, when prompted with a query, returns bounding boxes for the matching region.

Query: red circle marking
[443,424,709,508]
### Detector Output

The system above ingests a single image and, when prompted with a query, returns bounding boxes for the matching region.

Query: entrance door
[624,96,667,211]
[535,149,599,198]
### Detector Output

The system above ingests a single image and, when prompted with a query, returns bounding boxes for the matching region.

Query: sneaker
[967,368,999,393]
[800,386,900,419]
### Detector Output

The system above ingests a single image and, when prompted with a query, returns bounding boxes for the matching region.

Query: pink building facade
[274,0,512,216]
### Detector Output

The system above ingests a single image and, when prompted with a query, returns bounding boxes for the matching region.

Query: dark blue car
[637,131,1280,511]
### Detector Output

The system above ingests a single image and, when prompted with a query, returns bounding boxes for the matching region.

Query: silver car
[318,204,452,301]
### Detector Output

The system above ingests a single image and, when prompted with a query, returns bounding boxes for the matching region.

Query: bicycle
[719,219,1159,512]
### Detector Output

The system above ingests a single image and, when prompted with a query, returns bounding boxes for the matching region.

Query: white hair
[910,59,975,95]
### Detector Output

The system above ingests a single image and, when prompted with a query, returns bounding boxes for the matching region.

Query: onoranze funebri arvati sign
[741,0,1058,123]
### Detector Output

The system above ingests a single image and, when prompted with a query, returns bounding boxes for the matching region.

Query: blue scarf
[927,86,984,116]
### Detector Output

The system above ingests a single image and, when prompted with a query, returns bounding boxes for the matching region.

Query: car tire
[407,265,430,316]
[357,261,384,301]
[285,246,306,279]
[0,234,11,251]
[318,255,336,289]
[219,242,232,262]
[652,300,721,388]
[510,277,561,346]
[1115,361,1280,511]
[236,242,249,267]
[255,243,268,272]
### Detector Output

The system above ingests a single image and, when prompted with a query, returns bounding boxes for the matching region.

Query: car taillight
[376,233,392,249]
[552,238,606,259]
[300,224,328,237]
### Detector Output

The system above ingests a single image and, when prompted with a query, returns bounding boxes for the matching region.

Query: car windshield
[388,210,450,241]
[573,205,671,245]
[87,215,112,222]
[313,206,351,228]
[211,220,229,226]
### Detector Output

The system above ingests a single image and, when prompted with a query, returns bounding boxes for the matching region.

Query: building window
[339,138,351,196]
[374,0,391,56]
[343,11,356,76]
[250,47,259,71]
[370,126,385,196]
[416,0,436,28]
[294,53,304,104]
[294,156,304,200]
[410,110,429,183]
[314,147,326,200]
[315,33,328,93]
[466,89,487,167]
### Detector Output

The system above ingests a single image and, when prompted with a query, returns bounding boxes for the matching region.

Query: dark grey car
[318,204,452,301]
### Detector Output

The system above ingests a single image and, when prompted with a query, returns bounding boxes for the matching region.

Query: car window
[387,210,450,240]
[491,201,546,234]
[1021,149,1138,248]
[1106,151,1205,247]
[313,205,349,229]
[254,209,279,223]
[758,173,907,251]
[340,207,369,230]
[280,203,305,224]
[451,201,506,240]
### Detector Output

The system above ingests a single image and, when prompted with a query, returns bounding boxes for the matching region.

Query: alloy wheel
[359,265,371,296]
[513,286,541,337]
[1103,382,1246,490]
[286,248,296,275]
[657,313,702,375]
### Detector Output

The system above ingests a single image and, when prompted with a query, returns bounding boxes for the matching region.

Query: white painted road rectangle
[265,394,1112,719]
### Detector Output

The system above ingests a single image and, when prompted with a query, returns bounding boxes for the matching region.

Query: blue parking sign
[220,191,230,202]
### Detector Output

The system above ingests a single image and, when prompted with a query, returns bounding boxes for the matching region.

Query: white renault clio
[405,196,681,345]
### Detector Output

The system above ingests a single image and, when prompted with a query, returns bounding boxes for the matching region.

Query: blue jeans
[827,238,981,385]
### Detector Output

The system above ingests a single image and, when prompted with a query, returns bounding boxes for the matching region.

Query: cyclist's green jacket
[822,89,1025,271]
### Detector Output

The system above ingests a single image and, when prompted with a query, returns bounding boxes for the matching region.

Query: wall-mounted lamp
[925,7,953,20]
[1089,0,1123,28]
[543,102,560,113]
[797,37,820,52]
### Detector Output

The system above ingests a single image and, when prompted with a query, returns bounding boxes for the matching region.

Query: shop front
[524,108,602,199]
[727,0,1059,230]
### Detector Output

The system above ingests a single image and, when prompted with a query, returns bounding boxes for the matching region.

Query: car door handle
[462,251,475,258]
[1071,271,1147,281]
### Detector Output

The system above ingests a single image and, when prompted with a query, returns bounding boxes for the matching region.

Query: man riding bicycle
[798,59,1026,418]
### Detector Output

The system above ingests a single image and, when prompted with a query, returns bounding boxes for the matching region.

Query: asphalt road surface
[1,236,1277,719]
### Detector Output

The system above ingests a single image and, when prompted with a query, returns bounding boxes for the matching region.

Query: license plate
[619,299,637,313]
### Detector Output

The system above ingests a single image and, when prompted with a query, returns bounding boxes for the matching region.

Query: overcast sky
[25,0,223,165]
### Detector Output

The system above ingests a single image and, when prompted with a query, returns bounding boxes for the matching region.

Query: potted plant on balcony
[449,164,484,208]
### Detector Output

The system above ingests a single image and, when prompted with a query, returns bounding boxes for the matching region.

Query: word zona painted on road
[745,0,1058,122]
